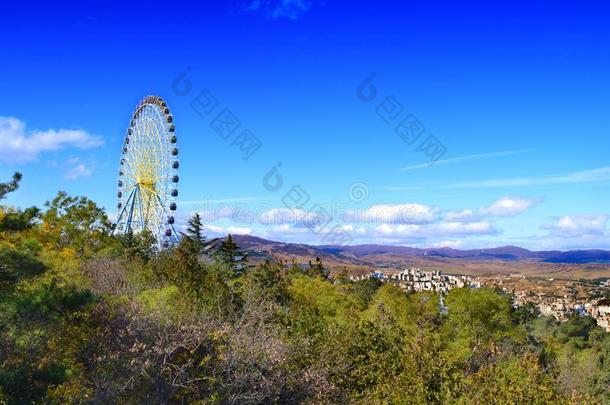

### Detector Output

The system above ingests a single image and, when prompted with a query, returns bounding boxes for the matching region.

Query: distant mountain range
[231,235,610,265]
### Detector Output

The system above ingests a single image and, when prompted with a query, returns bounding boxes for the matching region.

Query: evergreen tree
[0,172,21,200]
[181,213,216,256]
[0,173,40,232]
[215,234,248,277]
[119,229,156,262]
[306,256,330,280]
[172,235,206,296]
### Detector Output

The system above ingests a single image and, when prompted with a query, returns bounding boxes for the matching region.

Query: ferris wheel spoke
[121,171,139,185]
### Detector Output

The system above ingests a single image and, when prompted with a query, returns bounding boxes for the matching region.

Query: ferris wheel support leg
[113,187,137,235]
[136,186,145,230]
[126,186,139,232]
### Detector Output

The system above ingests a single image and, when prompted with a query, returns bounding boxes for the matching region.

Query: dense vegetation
[2,174,610,404]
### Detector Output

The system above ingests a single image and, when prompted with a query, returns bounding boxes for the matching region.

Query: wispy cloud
[181,196,277,205]
[64,157,94,180]
[399,149,533,171]
[387,166,610,191]
[449,166,610,189]
[0,116,103,163]
[246,0,312,20]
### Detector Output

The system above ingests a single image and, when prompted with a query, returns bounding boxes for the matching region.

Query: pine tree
[119,229,156,262]
[0,173,39,231]
[181,213,216,256]
[215,234,248,277]
[173,235,205,295]
[185,213,204,245]
[0,172,21,200]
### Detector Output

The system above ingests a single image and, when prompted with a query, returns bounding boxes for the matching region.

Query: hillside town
[349,267,481,293]
[483,275,610,332]
[350,268,610,332]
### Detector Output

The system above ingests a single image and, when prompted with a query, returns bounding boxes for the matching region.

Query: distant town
[350,267,610,332]
[350,267,481,293]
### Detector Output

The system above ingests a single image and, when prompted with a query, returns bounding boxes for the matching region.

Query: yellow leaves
[60,247,77,259]
[135,285,188,321]
[46,374,93,404]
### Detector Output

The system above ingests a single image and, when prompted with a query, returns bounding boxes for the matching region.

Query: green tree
[40,191,112,255]
[512,301,541,326]
[0,206,40,232]
[0,245,46,287]
[214,234,248,277]
[173,236,204,286]
[0,172,40,232]
[117,229,156,262]
[181,212,216,255]
[444,288,521,371]
[306,256,330,280]
[346,277,383,308]
[0,172,21,200]
[241,260,289,305]
[459,354,570,404]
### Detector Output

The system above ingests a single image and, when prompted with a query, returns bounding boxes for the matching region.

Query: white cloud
[268,224,310,234]
[257,204,438,227]
[445,209,477,222]
[342,203,437,224]
[334,224,367,235]
[258,208,328,226]
[198,206,242,222]
[0,116,103,163]
[371,220,498,240]
[374,223,421,237]
[207,224,252,236]
[193,200,503,246]
[255,224,321,244]
[430,240,464,249]
[444,196,541,222]
[430,221,499,237]
[542,215,608,238]
[62,157,94,180]
[64,162,92,180]
[480,196,542,217]
[227,226,253,235]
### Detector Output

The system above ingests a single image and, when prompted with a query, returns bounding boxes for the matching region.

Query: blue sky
[1,1,610,250]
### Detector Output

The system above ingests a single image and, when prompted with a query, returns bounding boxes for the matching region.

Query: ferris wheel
[114,95,179,248]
